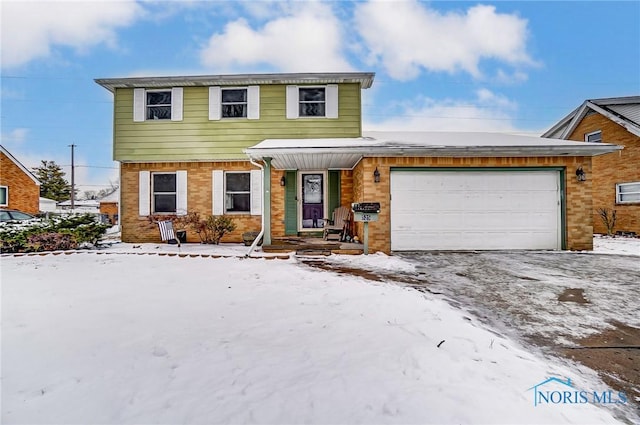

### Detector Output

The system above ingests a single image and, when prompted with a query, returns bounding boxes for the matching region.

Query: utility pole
[69,144,76,210]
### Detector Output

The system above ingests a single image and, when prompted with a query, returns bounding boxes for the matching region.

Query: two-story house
[96,72,620,253]
[543,96,640,235]
[0,145,40,214]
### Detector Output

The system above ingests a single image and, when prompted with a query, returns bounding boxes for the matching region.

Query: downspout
[245,157,271,257]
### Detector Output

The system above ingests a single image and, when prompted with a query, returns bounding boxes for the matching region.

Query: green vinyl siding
[284,170,298,235]
[113,84,363,162]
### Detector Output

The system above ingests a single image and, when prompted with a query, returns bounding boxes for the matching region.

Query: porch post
[263,157,272,246]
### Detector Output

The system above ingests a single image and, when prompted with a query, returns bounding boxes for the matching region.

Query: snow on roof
[250,131,622,150]
[248,131,620,153]
[245,131,622,170]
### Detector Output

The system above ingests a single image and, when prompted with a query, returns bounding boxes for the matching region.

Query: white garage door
[390,170,561,250]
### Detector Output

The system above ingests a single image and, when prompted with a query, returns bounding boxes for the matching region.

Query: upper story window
[585,130,602,143]
[209,86,259,120]
[133,88,183,122]
[299,88,326,117]
[146,90,172,120]
[152,173,177,213]
[616,182,640,204]
[286,85,338,119]
[222,89,248,118]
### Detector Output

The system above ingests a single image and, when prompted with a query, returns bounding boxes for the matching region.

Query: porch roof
[244,131,622,170]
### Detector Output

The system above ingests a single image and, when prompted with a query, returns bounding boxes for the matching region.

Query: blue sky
[2,0,639,194]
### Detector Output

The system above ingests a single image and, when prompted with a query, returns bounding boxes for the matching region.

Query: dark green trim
[284,170,298,236]
[391,166,565,172]
[558,169,566,250]
[263,158,272,246]
[390,166,567,249]
[328,170,340,214]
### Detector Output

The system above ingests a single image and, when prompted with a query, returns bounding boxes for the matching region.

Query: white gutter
[245,158,264,257]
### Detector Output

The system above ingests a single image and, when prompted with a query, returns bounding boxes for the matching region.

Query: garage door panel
[391,170,561,250]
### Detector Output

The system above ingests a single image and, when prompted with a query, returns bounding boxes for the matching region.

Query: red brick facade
[0,150,40,214]
[121,155,596,253]
[345,156,594,254]
[566,114,640,234]
[120,161,261,243]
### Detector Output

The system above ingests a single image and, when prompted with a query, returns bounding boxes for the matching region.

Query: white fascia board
[583,102,640,137]
[246,144,622,161]
[541,105,582,139]
[559,101,640,139]
[95,72,375,92]
[0,145,40,185]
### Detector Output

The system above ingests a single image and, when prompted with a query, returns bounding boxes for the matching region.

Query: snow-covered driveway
[395,250,640,346]
[1,251,628,424]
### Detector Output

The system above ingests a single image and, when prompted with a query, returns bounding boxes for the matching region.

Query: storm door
[299,172,326,230]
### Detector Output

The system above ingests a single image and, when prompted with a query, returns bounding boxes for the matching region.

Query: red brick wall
[121,161,261,243]
[0,152,40,214]
[567,113,640,234]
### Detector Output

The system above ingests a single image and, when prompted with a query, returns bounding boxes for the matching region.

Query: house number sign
[351,202,381,255]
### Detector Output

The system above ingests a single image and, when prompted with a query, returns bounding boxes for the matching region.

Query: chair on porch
[323,206,351,241]
[158,220,181,246]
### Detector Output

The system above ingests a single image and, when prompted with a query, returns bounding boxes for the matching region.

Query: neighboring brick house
[543,96,640,235]
[96,73,620,253]
[0,145,40,214]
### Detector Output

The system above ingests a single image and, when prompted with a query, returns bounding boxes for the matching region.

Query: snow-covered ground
[2,243,634,424]
[593,234,640,256]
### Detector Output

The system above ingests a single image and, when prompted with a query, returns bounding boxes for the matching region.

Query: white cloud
[364,89,519,132]
[1,128,29,145]
[1,0,143,69]
[199,3,353,73]
[354,1,533,81]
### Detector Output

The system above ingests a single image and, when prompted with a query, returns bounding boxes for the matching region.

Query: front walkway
[262,236,364,255]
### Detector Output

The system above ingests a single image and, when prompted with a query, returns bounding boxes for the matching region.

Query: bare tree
[597,208,617,236]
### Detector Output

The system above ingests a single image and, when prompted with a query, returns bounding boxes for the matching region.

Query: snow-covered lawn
[593,234,640,256]
[2,247,630,424]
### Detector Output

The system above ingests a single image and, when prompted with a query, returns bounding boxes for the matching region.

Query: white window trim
[0,185,8,207]
[224,171,251,214]
[585,130,602,143]
[212,170,261,215]
[146,89,172,121]
[220,87,248,119]
[616,181,640,204]
[299,86,327,118]
[133,87,183,122]
[286,85,338,119]
[141,171,187,215]
[209,86,260,121]
[152,172,177,214]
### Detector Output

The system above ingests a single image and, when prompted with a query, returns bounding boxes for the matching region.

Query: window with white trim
[134,87,183,122]
[147,90,172,120]
[299,87,326,117]
[0,186,7,206]
[585,130,602,143]
[221,88,247,118]
[225,172,251,213]
[152,173,177,213]
[616,182,640,204]
[286,85,338,119]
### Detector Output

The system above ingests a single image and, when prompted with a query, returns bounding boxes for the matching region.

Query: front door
[299,172,326,230]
